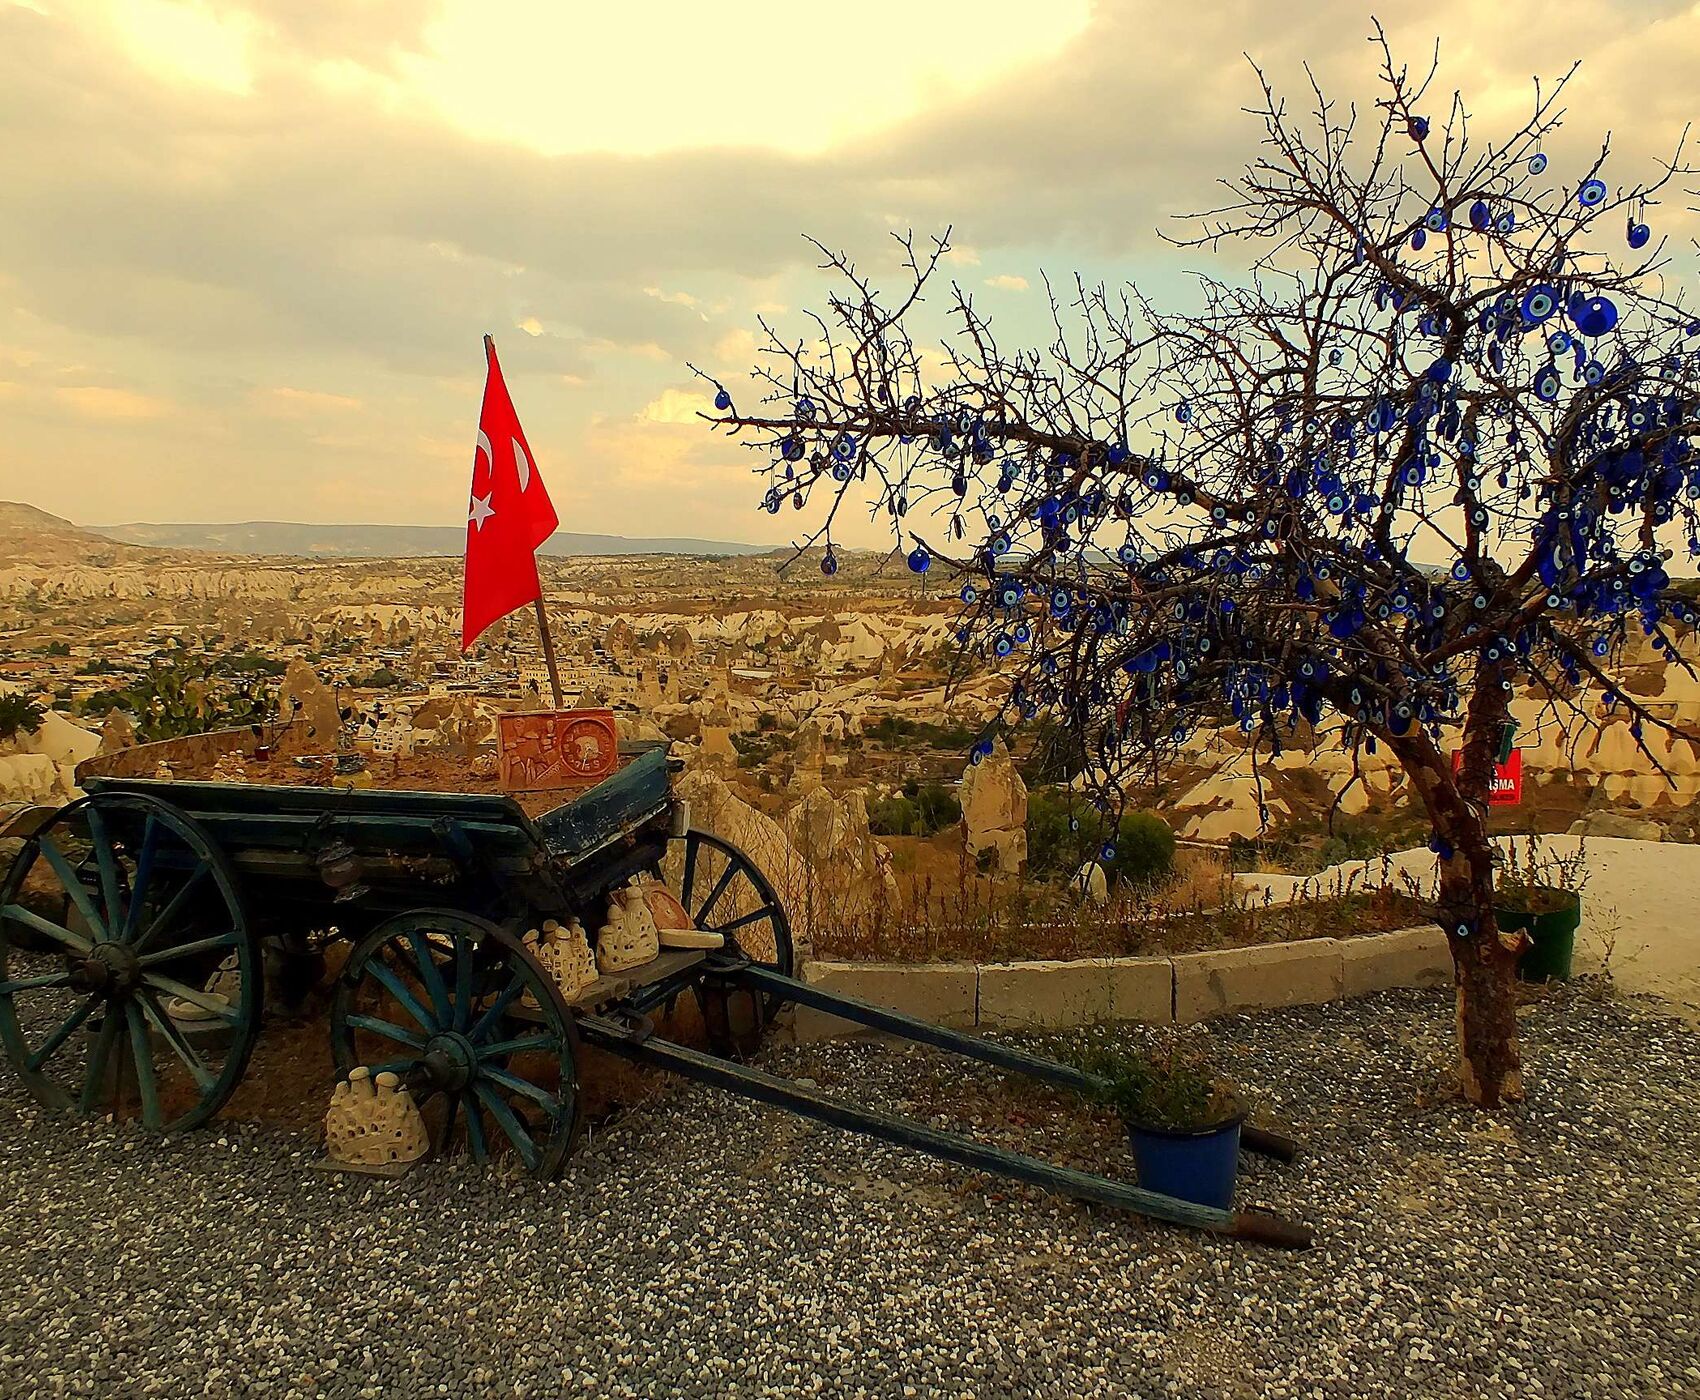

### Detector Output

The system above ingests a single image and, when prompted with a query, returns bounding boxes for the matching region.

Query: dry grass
[809,843,1431,964]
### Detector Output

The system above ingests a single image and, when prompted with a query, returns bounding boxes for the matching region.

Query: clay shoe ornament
[324,1066,430,1168]
[626,876,724,951]
[595,886,660,974]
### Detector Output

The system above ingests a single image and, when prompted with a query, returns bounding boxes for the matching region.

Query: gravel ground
[1,982,1696,1400]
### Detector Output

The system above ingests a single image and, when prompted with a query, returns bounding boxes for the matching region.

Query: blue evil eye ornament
[1424,206,1448,233]
[1411,227,1427,252]
[820,549,838,577]
[1175,401,1193,424]
[1628,220,1652,250]
[1409,115,1430,141]
[961,583,979,604]
[1578,178,1608,207]
[1534,367,1561,402]
[714,389,732,411]
[907,547,930,573]
[1528,151,1548,175]
[1495,210,1517,234]
[1469,199,1491,231]
[1570,295,1620,337]
[1521,285,1558,324]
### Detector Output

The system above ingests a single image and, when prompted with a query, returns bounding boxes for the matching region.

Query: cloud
[639,388,716,425]
[3,0,1698,541]
[53,385,172,420]
[257,386,363,414]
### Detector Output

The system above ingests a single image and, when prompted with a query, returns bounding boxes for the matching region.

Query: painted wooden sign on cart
[497,708,618,792]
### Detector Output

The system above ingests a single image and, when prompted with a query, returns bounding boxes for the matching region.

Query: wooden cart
[0,725,1309,1246]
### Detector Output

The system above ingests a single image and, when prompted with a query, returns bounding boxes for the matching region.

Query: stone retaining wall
[792,926,1451,1041]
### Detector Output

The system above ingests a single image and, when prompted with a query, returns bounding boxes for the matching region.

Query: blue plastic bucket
[1128,1111,1245,1210]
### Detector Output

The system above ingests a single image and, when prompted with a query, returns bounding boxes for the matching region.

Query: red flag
[461,336,559,650]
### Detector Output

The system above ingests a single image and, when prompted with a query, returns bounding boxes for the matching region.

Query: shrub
[1106,811,1175,887]
[0,694,46,742]
[1071,1038,1242,1132]
[1027,788,1174,887]
[868,795,919,836]
[869,783,960,837]
[913,782,961,834]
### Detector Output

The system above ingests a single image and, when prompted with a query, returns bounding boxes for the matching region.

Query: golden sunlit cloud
[258,386,363,414]
[401,0,1092,156]
[640,388,715,425]
[54,385,171,420]
[99,0,254,94]
[985,273,1029,291]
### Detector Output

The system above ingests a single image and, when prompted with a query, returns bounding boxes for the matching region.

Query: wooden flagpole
[533,596,564,710]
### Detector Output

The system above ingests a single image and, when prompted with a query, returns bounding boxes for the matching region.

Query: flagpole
[533,596,564,709]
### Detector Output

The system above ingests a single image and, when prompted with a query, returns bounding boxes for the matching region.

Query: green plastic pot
[1495,886,1581,982]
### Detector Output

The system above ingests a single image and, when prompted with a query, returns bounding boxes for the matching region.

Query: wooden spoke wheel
[329,910,581,1178]
[661,829,794,1054]
[0,792,261,1133]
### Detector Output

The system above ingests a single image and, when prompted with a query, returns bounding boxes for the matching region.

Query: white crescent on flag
[512,436,532,491]
[474,429,493,480]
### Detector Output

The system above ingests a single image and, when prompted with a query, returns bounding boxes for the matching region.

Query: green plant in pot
[1074,1038,1247,1210]
[1494,835,1586,983]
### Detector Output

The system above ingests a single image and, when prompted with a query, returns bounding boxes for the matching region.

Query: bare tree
[696,32,1700,1106]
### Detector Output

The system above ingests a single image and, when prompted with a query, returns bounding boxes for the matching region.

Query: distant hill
[86,519,774,559]
[0,501,160,565]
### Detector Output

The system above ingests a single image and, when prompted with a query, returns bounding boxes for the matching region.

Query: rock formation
[673,767,813,956]
[781,785,899,923]
[277,659,341,747]
[959,739,1028,874]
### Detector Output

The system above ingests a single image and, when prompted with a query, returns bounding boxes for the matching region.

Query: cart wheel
[0,792,262,1133]
[662,829,794,1054]
[329,909,581,1178]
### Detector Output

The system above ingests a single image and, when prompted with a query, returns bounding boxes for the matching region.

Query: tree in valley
[698,35,1700,1104]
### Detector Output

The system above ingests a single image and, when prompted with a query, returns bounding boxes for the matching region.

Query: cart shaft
[724,960,1301,1164]
[578,1014,1311,1249]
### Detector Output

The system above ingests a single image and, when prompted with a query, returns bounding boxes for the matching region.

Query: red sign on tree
[1451,748,1523,806]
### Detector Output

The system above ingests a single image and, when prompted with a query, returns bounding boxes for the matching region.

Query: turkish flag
[461,336,559,650]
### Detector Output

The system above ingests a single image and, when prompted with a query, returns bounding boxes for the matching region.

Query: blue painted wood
[86,743,674,877]
[534,747,670,861]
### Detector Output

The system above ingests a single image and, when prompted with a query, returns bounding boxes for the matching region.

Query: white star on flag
[469,492,495,531]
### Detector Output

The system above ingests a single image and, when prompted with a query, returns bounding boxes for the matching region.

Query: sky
[2,0,1699,547]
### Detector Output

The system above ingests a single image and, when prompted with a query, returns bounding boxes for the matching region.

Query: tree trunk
[1436,827,1525,1107]
[1392,677,1527,1107]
